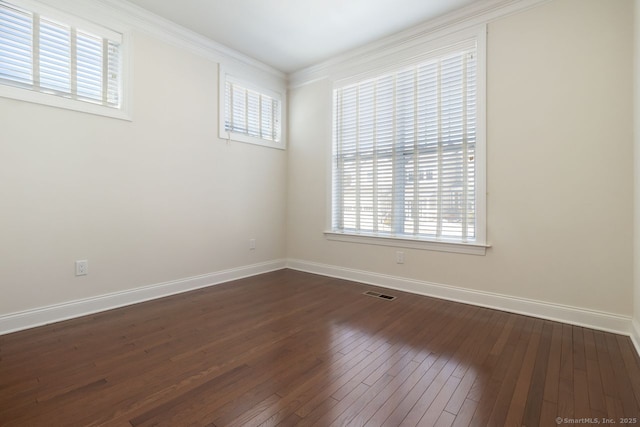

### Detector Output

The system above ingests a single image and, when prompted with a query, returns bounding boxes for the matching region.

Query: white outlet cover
[75,260,88,276]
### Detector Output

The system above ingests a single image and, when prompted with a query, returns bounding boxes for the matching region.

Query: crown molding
[31,0,548,87]
[288,0,550,88]
[101,0,286,80]
[34,0,286,81]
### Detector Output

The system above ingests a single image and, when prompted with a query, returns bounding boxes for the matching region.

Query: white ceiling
[123,0,481,73]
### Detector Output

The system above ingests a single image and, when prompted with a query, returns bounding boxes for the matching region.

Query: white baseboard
[2,257,637,352]
[286,258,632,336]
[0,259,286,335]
[631,318,640,357]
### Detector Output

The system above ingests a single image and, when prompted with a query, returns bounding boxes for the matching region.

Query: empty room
[1,0,640,425]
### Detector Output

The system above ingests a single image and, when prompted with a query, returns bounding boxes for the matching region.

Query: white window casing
[0,0,130,120]
[327,26,487,255]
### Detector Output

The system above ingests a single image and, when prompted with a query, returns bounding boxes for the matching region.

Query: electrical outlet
[396,251,404,264]
[75,260,88,276]
[249,239,256,250]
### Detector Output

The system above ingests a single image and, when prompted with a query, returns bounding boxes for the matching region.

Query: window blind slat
[0,0,121,108]
[333,46,477,243]
[0,2,32,84]
[76,31,102,101]
[39,18,70,93]
[106,40,119,106]
[224,79,281,143]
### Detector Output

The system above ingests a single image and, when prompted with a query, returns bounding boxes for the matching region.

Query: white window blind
[0,0,121,108]
[224,79,281,143]
[332,46,479,244]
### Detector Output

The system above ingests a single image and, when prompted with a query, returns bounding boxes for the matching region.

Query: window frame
[0,0,131,120]
[326,26,488,255]
[218,66,285,150]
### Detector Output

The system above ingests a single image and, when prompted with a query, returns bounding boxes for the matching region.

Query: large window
[0,0,127,118]
[330,36,486,253]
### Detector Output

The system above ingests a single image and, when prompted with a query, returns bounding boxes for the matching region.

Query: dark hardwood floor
[1,269,639,426]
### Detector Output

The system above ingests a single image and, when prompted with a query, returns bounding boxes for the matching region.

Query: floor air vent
[363,290,396,301]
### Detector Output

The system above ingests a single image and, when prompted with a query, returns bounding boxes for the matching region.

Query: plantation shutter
[333,46,477,243]
[0,2,32,86]
[224,79,281,142]
[0,0,121,108]
[39,18,71,94]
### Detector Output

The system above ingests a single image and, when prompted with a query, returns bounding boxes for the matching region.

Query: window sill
[0,85,131,121]
[219,130,285,150]
[324,231,490,255]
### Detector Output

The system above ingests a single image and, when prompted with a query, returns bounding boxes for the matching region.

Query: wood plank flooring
[1,269,639,426]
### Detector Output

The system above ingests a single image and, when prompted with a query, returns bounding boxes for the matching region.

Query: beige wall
[0,0,635,325]
[635,0,640,329]
[0,33,287,315]
[288,0,634,316]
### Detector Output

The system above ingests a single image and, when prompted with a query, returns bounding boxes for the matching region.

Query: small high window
[0,0,127,119]
[219,70,283,150]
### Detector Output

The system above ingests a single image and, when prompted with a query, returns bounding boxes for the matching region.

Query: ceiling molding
[90,0,287,81]
[32,0,547,88]
[288,0,550,89]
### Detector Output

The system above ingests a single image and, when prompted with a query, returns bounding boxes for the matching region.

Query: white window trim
[326,25,487,255]
[0,0,132,120]
[218,66,285,150]
[324,231,490,255]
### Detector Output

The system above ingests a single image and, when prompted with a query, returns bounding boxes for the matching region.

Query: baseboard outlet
[0,259,287,335]
[286,258,632,337]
